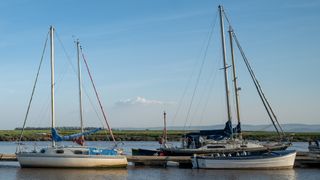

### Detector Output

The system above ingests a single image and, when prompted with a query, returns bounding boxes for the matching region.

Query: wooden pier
[294,152,320,167]
[0,154,16,161]
[1,152,319,168]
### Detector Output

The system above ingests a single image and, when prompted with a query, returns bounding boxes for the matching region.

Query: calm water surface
[1,141,319,180]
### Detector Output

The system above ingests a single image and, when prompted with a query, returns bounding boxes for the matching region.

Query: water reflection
[1,164,320,180]
[1,142,319,180]
[127,167,298,180]
[15,168,128,180]
[191,169,297,180]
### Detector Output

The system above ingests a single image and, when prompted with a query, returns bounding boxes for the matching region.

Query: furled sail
[198,121,234,137]
[51,128,102,142]
[190,121,241,141]
[233,122,241,134]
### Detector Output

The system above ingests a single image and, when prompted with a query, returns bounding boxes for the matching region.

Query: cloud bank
[115,96,174,107]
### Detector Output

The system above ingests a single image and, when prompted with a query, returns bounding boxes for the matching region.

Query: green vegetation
[1,129,320,142]
[242,131,320,142]
[0,129,186,141]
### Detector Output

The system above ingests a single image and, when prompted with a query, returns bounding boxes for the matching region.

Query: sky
[0,0,319,130]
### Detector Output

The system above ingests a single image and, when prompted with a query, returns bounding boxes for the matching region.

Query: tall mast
[77,40,84,137]
[163,111,167,145]
[218,5,232,123]
[228,26,242,138]
[50,26,56,147]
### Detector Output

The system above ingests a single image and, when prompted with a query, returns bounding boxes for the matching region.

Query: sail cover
[198,121,233,137]
[188,121,241,140]
[233,122,241,134]
[88,147,117,155]
[51,128,102,142]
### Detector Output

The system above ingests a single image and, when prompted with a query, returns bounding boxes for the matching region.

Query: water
[1,166,320,180]
[1,141,320,180]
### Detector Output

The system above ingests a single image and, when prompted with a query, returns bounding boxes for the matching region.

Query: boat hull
[308,145,320,154]
[131,148,159,156]
[192,150,296,169]
[161,143,289,156]
[17,153,128,168]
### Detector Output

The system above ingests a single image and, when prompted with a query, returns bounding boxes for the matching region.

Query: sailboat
[160,5,290,156]
[16,26,128,168]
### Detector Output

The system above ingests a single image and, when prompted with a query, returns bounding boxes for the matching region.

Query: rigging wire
[182,39,209,130]
[183,11,217,130]
[198,63,220,125]
[17,29,114,147]
[222,9,284,138]
[170,11,219,127]
[20,31,75,135]
[83,85,108,128]
[233,32,284,137]
[23,31,106,137]
[188,52,219,128]
[56,32,78,74]
[169,60,198,126]
[80,73,111,142]
[32,32,82,129]
[56,33,104,126]
[17,31,49,152]
[189,29,222,127]
[198,38,224,126]
[80,47,116,144]
[233,32,280,135]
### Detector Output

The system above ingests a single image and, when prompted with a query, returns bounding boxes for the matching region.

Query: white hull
[192,151,296,169]
[16,147,128,168]
[17,154,127,168]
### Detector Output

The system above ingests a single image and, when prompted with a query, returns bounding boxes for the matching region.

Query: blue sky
[0,0,319,129]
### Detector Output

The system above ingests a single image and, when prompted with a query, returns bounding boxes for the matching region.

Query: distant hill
[117,123,320,132]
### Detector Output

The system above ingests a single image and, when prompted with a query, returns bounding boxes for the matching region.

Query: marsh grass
[1,130,319,142]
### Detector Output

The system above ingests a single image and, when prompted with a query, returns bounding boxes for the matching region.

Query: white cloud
[115,96,174,107]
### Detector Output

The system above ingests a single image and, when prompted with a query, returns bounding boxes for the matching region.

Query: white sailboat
[189,5,296,169]
[192,150,296,169]
[16,26,128,168]
[160,4,290,156]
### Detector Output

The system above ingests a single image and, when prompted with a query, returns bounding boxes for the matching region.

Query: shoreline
[0,130,319,142]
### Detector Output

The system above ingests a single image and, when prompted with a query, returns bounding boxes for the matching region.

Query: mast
[163,111,167,145]
[218,5,232,124]
[228,26,242,138]
[77,40,84,142]
[50,26,56,147]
